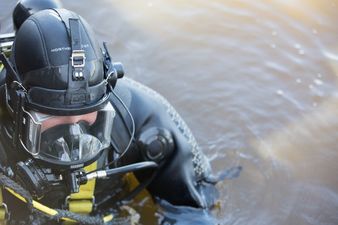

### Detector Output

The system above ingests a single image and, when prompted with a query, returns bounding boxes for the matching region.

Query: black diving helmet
[1,9,124,170]
[20,102,115,169]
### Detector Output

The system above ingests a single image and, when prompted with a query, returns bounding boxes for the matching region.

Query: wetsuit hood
[10,9,109,116]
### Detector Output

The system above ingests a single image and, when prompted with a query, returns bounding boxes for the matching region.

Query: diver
[0,1,229,224]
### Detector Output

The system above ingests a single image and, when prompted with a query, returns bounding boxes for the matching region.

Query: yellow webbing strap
[0,187,7,225]
[123,173,152,203]
[67,161,97,214]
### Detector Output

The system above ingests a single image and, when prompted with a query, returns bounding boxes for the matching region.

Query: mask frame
[18,102,115,170]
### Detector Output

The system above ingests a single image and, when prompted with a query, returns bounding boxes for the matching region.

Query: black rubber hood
[13,0,63,30]
[12,9,109,116]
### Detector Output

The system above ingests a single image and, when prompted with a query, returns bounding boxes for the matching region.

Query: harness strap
[64,161,97,224]
[0,187,8,225]
[123,172,152,202]
[68,161,97,214]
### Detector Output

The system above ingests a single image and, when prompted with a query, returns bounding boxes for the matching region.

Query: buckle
[64,195,96,211]
[71,50,86,68]
[0,203,10,221]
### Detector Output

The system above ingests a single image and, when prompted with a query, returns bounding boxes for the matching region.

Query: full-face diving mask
[19,102,115,169]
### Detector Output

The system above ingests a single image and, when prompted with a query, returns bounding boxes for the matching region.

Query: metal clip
[70,50,86,68]
[0,202,10,221]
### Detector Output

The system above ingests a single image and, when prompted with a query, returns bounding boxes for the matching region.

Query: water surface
[1,1,338,224]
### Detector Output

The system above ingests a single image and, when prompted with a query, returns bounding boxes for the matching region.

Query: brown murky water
[1,0,338,224]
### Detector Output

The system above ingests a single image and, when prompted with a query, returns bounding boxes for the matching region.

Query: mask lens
[40,123,103,162]
[20,102,115,166]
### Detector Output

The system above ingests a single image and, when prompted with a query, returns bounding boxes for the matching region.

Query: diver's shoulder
[115,77,169,105]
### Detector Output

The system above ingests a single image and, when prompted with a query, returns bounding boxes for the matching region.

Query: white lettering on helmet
[51,44,90,53]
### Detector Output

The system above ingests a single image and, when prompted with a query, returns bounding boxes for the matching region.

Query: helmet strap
[69,18,86,81]
[65,17,90,106]
[52,9,90,106]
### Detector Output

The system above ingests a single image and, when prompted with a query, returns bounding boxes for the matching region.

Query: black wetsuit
[0,72,217,224]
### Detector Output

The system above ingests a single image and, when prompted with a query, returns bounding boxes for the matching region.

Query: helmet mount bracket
[102,42,125,90]
[0,53,27,149]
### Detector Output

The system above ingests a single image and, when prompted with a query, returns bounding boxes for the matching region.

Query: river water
[1,0,338,225]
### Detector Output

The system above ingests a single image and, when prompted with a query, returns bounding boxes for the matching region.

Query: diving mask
[20,102,115,168]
